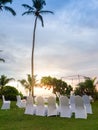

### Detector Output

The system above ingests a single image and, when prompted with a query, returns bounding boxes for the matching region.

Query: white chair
[75,95,87,119]
[82,95,92,114]
[59,96,72,118]
[70,95,76,113]
[16,95,26,108]
[47,96,58,116]
[24,95,36,115]
[1,95,11,110]
[36,96,47,116]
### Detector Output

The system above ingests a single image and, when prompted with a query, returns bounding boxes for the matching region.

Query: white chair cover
[75,95,87,119]
[59,96,72,118]
[16,95,26,108]
[24,95,36,115]
[1,95,11,110]
[47,96,58,116]
[70,95,76,113]
[82,95,92,114]
[36,96,47,116]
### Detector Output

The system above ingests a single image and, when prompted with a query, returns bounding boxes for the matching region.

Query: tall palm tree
[0,74,14,92]
[22,0,53,96]
[0,0,16,15]
[18,74,37,95]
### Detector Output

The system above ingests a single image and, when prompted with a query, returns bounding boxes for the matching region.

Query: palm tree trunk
[31,16,37,97]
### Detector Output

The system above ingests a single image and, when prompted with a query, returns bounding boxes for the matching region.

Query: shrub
[2,86,22,101]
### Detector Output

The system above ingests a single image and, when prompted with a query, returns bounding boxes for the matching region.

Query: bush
[1,86,22,101]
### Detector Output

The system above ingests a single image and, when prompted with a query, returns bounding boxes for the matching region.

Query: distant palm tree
[0,74,14,92]
[0,0,16,15]
[18,74,37,95]
[74,77,97,97]
[22,0,53,96]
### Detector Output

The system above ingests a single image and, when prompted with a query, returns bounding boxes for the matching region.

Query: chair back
[48,96,56,107]
[36,96,44,106]
[16,95,21,102]
[70,95,75,104]
[2,95,5,102]
[82,95,90,104]
[26,95,33,105]
[60,96,69,107]
[75,95,84,108]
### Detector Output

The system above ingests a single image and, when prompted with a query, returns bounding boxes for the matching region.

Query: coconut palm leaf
[0,75,14,90]
[22,10,35,16]
[0,0,16,15]
[33,0,46,11]
[0,0,12,4]
[27,74,32,86]
[0,58,5,62]
[38,14,44,26]
[40,10,54,14]
[19,74,38,94]
[22,4,34,11]
[3,6,16,15]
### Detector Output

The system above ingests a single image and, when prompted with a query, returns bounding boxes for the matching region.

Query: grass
[0,100,98,130]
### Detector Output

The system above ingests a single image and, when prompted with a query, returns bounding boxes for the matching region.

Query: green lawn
[0,100,98,130]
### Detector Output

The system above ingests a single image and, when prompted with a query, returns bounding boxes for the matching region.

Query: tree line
[0,74,98,101]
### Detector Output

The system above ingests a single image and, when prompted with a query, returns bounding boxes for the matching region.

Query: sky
[0,0,98,83]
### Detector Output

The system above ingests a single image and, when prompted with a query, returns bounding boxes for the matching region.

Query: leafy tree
[41,76,53,88]
[18,74,38,96]
[0,0,16,15]
[0,75,14,93]
[22,0,53,96]
[2,85,21,100]
[74,77,97,98]
[41,76,73,97]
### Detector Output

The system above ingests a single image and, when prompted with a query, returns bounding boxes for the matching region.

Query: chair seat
[4,101,10,103]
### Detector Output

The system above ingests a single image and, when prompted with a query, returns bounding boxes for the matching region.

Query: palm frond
[27,74,32,86]
[0,5,3,11]
[6,78,14,84]
[4,6,16,15]
[19,79,28,87]
[0,75,14,86]
[18,78,31,90]
[38,14,44,27]
[22,10,35,16]
[0,0,12,4]
[22,4,34,11]
[33,0,46,11]
[0,58,5,62]
[40,10,54,14]
[18,79,26,83]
